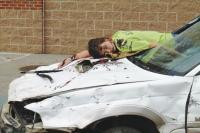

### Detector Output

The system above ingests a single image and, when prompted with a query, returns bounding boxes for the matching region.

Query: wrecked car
[1,16,200,133]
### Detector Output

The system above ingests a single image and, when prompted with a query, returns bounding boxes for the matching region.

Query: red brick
[2,4,9,6]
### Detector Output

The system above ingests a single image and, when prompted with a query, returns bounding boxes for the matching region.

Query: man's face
[98,40,115,56]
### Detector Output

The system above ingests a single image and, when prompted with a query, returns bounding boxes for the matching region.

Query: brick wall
[0,0,43,53]
[0,0,199,54]
[0,0,42,10]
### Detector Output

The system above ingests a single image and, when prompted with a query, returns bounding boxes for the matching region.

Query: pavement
[0,52,68,108]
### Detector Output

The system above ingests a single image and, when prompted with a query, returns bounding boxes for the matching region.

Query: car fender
[26,99,166,130]
[78,104,166,129]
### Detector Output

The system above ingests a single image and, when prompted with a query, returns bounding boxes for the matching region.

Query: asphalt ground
[0,52,68,108]
[0,52,69,133]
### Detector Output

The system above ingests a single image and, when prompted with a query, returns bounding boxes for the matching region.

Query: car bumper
[0,103,46,133]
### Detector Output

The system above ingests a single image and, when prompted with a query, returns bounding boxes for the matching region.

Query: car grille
[10,101,42,125]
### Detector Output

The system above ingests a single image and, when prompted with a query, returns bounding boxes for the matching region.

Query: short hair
[88,37,106,58]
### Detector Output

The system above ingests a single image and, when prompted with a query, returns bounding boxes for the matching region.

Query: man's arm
[74,50,91,59]
[58,50,91,68]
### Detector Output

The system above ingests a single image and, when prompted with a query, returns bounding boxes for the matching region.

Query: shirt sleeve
[112,31,125,41]
[131,40,150,52]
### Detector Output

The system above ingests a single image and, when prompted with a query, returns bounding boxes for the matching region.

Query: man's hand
[57,50,91,69]
[57,58,73,69]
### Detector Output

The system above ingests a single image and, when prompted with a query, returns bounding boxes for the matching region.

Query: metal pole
[42,0,45,53]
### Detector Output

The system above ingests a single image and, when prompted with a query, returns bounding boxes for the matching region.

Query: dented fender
[25,76,193,129]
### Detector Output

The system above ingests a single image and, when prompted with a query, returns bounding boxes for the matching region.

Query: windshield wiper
[128,56,178,75]
[127,56,150,71]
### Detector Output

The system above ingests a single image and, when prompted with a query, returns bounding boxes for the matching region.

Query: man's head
[88,37,115,58]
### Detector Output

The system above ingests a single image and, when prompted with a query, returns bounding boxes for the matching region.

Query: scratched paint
[6,58,200,131]
[8,58,171,101]
[25,76,193,128]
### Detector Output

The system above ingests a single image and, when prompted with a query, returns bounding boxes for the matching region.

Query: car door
[187,74,200,131]
[170,74,200,133]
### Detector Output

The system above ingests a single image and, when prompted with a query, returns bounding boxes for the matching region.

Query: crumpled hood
[8,58,170,101]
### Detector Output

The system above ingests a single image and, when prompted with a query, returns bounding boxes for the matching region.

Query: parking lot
[0,52,67,108]
[0,52,68,132]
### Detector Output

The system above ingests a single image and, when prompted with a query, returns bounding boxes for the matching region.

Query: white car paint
[7,58,200,132]
[8,58,171,101]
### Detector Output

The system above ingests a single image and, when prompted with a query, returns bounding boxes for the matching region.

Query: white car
[1,16,200,133]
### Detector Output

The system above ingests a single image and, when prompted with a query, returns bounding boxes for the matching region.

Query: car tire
[102,126,142,133]
[1,128,13,133]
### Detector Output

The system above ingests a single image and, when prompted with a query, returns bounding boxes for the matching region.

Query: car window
[128,22,200,76]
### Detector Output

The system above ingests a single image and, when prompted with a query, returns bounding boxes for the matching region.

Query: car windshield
[127,21,200,76]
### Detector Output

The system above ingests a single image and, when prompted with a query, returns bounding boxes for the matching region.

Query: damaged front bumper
[0,103,77,133]
[0,103,46,133]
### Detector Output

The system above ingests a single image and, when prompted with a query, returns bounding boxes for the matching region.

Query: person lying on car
[58,30,173,68]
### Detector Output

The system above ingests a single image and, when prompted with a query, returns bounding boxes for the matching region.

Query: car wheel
[1,128,13,133]
[102,126,142,133]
